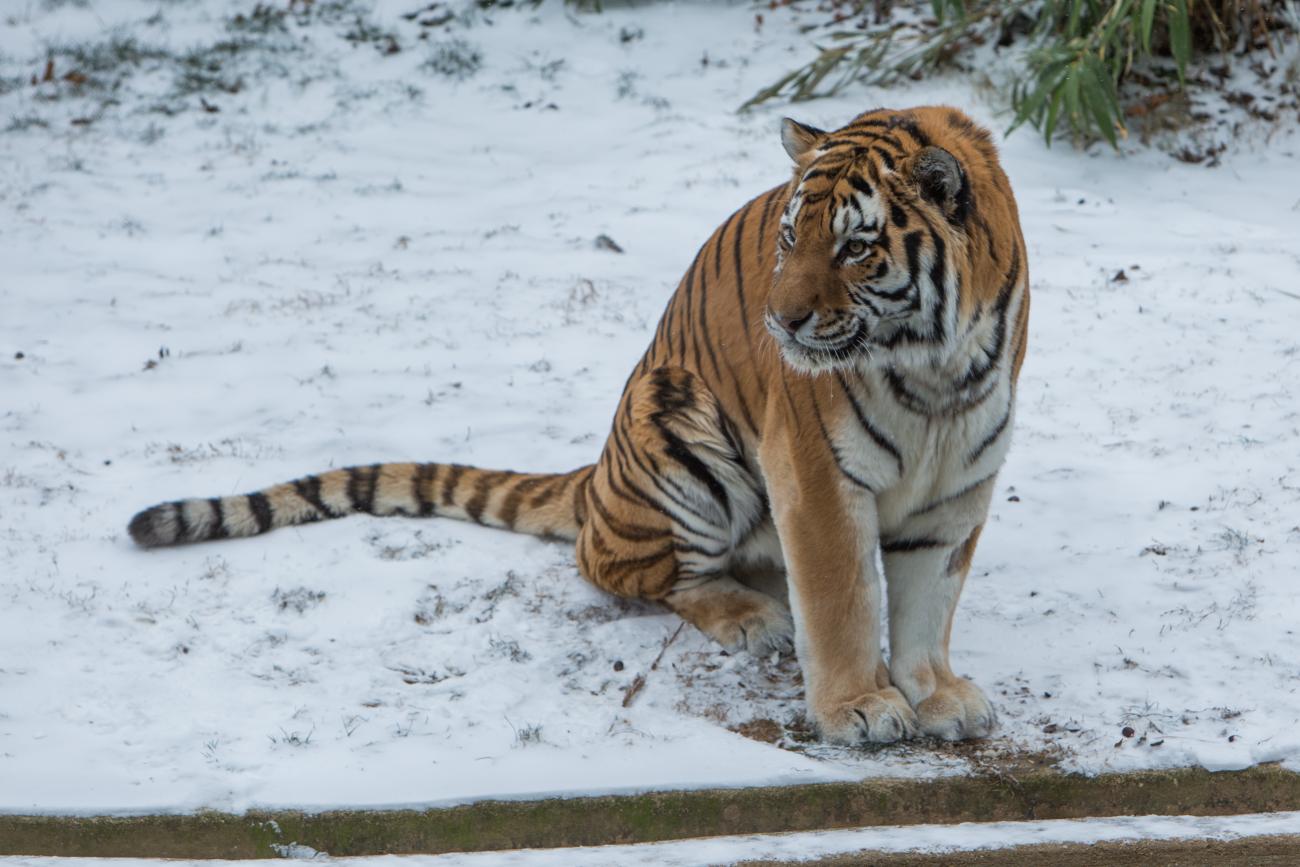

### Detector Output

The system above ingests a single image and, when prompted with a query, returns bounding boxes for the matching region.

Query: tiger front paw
[913,678,998,741]
[814,687,919,745]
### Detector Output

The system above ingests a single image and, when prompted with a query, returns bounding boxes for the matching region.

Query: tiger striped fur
[129,106,1029,746]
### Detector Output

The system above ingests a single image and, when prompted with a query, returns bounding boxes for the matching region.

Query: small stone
[613,659,624,672]
[1122,726,1136,738]
[595,233,625,254]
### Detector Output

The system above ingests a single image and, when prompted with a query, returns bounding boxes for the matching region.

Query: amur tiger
[129,106,1029,745]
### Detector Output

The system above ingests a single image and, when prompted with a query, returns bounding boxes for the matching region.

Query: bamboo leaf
[1067,0,1085,37]
[1168,0,1191,82]
[1012,57,1067,138]
[1063,64,1083,135]
[1139,0,1157,52]
[1080,59,1119,146]
[1043,83,1066,146]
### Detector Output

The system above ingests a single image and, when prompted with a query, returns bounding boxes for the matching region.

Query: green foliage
[1006,0,1206,146]
[747,0,1298,148]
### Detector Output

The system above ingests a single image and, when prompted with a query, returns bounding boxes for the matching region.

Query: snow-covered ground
[2,0,1299,816]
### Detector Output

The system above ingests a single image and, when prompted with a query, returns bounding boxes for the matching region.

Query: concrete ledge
[2,765,1298,858]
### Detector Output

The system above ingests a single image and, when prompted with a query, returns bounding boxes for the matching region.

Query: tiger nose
[775,309,813,336]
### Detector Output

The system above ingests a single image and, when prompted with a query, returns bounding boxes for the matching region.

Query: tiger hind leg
[577,367,793,655]
[665,575,794,656]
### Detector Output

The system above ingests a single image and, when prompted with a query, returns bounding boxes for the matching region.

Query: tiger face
[765,117,967,374]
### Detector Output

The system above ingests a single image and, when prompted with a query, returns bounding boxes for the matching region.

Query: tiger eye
[843,239,868,258]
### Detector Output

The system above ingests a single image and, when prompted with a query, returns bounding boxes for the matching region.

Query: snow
[2,0,1300,817]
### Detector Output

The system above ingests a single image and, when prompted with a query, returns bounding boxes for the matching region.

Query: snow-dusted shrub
[746,0,1299,148]
[422,38,483,80]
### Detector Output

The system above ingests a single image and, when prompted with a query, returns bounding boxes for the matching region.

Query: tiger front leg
[763,440,917,745]
[883,518,998,741]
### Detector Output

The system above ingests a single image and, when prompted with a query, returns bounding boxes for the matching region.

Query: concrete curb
[2,766,1298,858]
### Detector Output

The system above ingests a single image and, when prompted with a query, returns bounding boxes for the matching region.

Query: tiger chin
[129,106,1029,747]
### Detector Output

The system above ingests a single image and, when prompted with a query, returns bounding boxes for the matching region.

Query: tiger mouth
[778,319,873,370]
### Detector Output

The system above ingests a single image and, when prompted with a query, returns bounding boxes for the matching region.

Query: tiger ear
[909,146,967,220]
[781,118,826,163]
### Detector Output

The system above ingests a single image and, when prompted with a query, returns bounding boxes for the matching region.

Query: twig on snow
[621,622,686,708]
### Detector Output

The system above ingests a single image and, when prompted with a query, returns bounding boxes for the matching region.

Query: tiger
[129,105,1029,745]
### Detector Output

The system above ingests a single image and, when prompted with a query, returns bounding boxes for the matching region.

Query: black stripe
[903,230,924,283]
[347,464,380,514]
[610,423,728,539]
[642,443,722,526]
[958,245,1021,393]
[465,471,504,522]
[207,498,229,539]
[716,372,755,451]
[589,489,670,542]
[811,391,874,492]
[697,220,730,383]
[293,476,339,518]
[834,371,903,475]
[247,492,273,533]
[722,355,759,436]
[680,256,700,366]
[571,467,591,528]
[173,502,191,541]
[757,187,780,258]
[440,463,466,507]
[673,539,729,559]
[601,544,675,582]
[732,201,756,358]
[662,432,732,520]
[712,210,731,281]
[868,280,913,304]
[929,231,948,343]
[952,163,973,225]
[506,472,560,532]
[968,404,1012,465]
[881,538,949,553]
[414,464,436,516]
[649,371,733,520]
[662,296,679,361]
[847,174,873,197]
[911,471,998,519]
[815,137,860,151]
[526,473,565,508]
[800,167,840,182]
[651,309,670,357]
[890,115,931,147]
[884,367,929,415]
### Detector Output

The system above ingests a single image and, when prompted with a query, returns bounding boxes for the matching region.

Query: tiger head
[764,113,972,374]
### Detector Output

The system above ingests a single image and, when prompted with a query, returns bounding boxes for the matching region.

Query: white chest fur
[829,364,1015,538]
